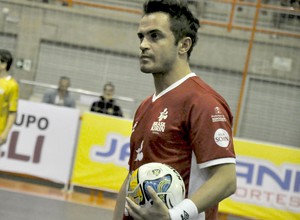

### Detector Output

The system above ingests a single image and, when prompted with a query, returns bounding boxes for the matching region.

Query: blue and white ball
[127,162,186,209]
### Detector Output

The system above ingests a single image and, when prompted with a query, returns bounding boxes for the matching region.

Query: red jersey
[126,73,236,220]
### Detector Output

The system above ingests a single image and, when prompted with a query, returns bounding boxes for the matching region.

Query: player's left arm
[167,163,236,220]
[0,112,16,145]
[190,163,236,213]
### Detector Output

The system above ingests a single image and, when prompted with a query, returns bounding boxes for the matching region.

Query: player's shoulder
[179,76,210,99]
[135,95,152,112]
[186,75,231,108]
[6,75,18,83]
[188,75,212,91]
[141,95,153,105]
[4,76,19,88]
[188,76,222,98]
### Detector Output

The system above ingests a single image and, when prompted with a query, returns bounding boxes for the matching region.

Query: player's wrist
[168,199,198,220]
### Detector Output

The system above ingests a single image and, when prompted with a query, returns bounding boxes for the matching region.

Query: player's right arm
[113,173,129,220]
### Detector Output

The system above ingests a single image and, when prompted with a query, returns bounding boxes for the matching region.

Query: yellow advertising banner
[220,139,300,220]
[71,112,132,192]
[72,113,300,219]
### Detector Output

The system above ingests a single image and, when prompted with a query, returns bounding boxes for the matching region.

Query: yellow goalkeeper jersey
[0,75,19,133]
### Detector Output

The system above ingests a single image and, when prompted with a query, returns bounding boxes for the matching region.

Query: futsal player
[113,1,236,219]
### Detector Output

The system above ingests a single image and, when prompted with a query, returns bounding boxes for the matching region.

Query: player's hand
[125,186,170,220]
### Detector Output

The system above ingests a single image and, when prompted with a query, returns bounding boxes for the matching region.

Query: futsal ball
[127,162,185,209]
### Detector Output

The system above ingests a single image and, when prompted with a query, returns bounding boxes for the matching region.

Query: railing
[19,79,136,103]
[54,0,300,135]
[57,0,300,37]
[19,79,137,119]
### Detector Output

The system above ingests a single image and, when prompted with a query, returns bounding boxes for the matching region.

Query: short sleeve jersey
[126,73,235,220]
[0,76,19,132]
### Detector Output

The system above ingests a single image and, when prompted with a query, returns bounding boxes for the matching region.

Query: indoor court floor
[0,176,244,220]
[0,177,115,220]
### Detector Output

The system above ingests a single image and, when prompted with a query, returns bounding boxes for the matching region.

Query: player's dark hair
[143,0,200,58]
[0,49,13,71]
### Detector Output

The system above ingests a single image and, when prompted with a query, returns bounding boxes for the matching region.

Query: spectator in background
[42,76,76,108]
[0,49,19,145]
[90,82,123,117]
[272,0,300,30]
[290,0,300,20]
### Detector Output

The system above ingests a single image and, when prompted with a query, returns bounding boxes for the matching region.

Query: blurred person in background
[271,0,300,32]
[90,82,123,117]
[0,49,19,145]
[42,76,76,108]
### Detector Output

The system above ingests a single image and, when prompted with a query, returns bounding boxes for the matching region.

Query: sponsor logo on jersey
[151,108,168,133]
[158,108,168,121]
[211,106,227,123]
[214,128,230,147]
[134,141,144,161]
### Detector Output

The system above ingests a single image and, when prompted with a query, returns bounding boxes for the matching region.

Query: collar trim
[152,72,196,102]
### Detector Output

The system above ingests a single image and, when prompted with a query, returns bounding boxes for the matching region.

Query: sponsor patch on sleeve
[214,128,230,147]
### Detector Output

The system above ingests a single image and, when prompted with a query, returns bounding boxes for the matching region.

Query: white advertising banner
[220,139,300,220]
[0,100,80,184]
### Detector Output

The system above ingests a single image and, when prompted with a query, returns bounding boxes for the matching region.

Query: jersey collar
[152,72,196,102]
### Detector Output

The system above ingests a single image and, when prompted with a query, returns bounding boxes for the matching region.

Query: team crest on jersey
[211,106,227,123]
[151,108,168,133]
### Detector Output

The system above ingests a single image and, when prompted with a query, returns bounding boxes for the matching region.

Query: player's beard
[140,58,155,73]
[140,57,172,74]
[140,66,153,73]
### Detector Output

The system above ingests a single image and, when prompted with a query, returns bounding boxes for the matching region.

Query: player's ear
[178,37,192,55]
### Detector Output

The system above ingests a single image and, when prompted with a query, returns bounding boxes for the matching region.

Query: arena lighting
[2,7,19,23]
[2,7,9,14]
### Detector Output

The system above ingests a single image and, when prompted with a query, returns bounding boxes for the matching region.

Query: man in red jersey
[113,0,236,219]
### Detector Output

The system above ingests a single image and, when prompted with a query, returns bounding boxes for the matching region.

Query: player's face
[0,58,8,72]
[137,12,178,74]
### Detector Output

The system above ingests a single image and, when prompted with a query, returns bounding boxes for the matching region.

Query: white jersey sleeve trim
[198,157,236,169]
